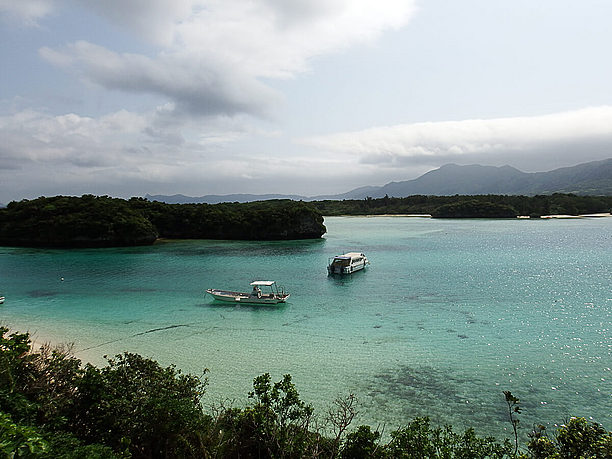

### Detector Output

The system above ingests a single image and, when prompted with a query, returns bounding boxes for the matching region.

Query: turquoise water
[1,216,610,439]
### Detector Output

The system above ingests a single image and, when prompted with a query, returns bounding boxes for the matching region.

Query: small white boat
[0,296,4,304]
[206,281,290,305]
[327,252,369,275]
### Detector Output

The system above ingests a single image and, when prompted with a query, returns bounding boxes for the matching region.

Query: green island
[1,193,611,248]
[0,195,326,248]
[1,328,610,458]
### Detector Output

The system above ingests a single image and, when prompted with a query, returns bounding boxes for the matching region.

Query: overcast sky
[1,0,611,202]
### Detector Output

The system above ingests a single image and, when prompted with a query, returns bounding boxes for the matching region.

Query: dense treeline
[0,195,326,247]
[1,328,610,458]
[0,195,157,247]
[1,193,610,247]
[129,197,326,240]
[312,194,612,218]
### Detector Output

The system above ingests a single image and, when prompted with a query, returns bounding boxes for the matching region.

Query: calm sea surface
[1,216,610,438]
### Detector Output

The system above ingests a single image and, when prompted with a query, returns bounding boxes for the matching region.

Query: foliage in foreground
[1,327,610,458]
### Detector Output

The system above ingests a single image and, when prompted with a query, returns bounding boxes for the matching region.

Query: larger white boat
[0,296,4,304]
[206,281,290,305]
[327,252,369,275]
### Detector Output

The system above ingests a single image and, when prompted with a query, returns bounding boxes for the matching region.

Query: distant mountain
[145,158,612,204]
[529,159,612,195]
[144,193,307,204]
[369,164,530,197]
[340,158,612,198]
[311,185,384,201]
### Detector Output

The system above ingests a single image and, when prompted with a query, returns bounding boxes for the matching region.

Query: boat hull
[327,262,367,275]
[206,289,289,305]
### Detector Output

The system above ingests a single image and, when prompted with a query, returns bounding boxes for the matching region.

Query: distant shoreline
[330,213,432,218]
[532,212,611,219]
[327,212,612,219]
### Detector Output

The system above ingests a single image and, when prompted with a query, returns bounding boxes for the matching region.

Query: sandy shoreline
[539,212,612,218]
[330,212,611,219]
[330,214,432,217]
[4,325,98,364]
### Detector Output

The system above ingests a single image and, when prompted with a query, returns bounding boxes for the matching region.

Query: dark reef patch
[362,364,513,432]
[28,290,59,298]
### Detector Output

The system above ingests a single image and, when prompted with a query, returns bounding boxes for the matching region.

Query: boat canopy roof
[335,252,365,259]
[250,280,276,286]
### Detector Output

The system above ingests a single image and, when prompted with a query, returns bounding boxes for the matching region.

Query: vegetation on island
[0,192,610,247]
[0,195,157,248]
[129,197,326,240]
[311,193,612,218]
[1,328,610,458]
[0,195,326,247]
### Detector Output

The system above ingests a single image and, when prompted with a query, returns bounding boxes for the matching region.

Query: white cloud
[171,0,416,78]
[76,0,195,46]
[300,107,612,169]
[0,109,147,167]
[0,106,269,168]
[0,0,54,26]
[0,104,372,199]
[0,106,287,194]
[3,104,611,202]
[39,1,417,118]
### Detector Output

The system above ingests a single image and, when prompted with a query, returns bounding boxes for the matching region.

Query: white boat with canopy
[327,252,369,275]
[206,281,290,304]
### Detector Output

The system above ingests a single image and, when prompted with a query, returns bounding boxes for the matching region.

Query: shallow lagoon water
[1,216,610,438]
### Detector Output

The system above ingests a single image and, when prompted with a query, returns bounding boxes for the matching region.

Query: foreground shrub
[71,352,208,458]
[525,417,612,459]
[341,425,383,458]
[0,411,48,457]
[385,417,513,458]
[209,373,334,457]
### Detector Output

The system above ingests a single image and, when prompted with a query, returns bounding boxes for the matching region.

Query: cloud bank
[3,106,610,201]
[301,107,612,171]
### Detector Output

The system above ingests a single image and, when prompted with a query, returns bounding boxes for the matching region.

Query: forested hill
[0,195,326,248]
[337,158,612,199]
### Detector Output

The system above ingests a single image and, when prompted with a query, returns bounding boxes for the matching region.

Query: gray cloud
[38,1,416,119]
[0,106,286,196]
[3,105,611,203]
[39,41,280,118]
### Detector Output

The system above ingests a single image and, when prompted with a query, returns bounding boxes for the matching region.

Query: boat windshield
[332,257,351,267]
